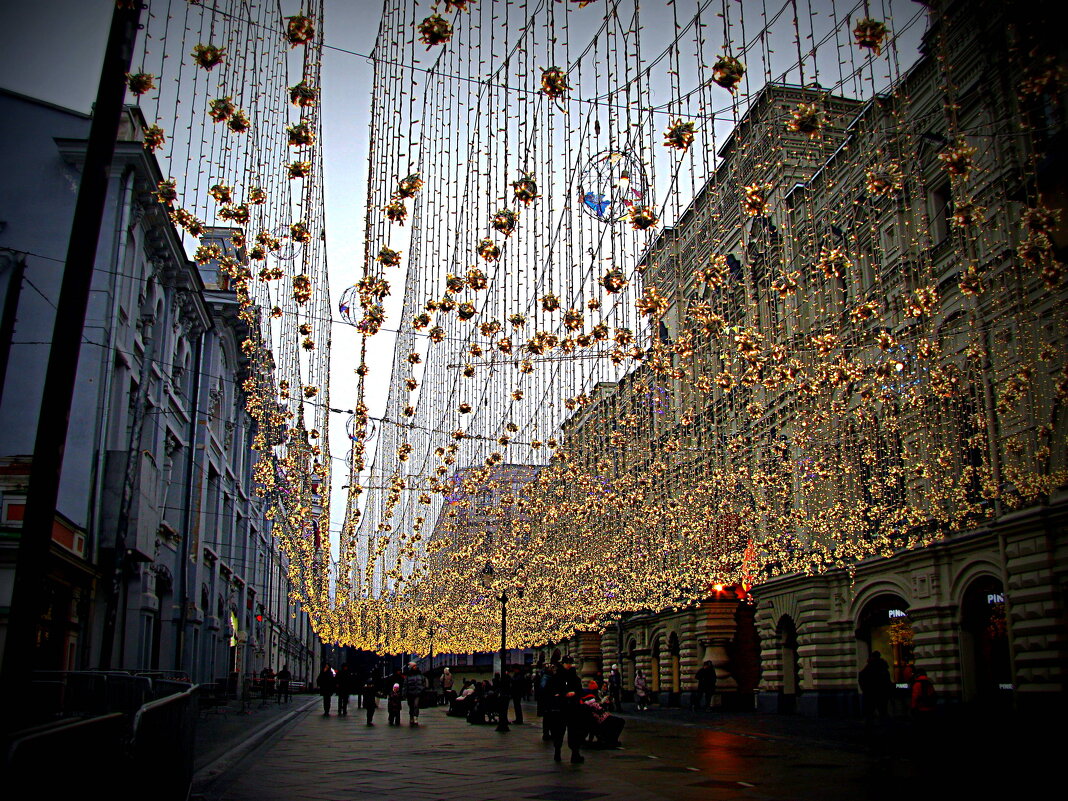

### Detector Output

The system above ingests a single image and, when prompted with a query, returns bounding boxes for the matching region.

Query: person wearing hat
[545,654,585,763]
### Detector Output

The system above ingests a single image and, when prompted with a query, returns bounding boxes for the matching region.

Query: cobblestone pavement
[201,702,939,801]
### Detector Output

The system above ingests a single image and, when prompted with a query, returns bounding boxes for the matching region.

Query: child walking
[387,682,403,726]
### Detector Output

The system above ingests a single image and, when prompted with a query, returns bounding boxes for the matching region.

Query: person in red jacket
[910,666,937,716]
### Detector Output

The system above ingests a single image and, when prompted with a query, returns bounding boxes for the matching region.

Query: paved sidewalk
[201,699,1055,801]
[195,693,319,771]
[200,703,936,801]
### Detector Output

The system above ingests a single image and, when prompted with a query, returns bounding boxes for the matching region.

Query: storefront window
[858,595,913,685]
[962,577,1011,698]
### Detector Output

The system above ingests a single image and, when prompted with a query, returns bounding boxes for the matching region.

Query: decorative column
[696,597,739,693]
[600,620,621,678]
[576,630,602,681]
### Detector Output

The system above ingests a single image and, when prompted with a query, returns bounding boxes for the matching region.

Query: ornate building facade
[0,90,320,684]
[536,0,1067,713]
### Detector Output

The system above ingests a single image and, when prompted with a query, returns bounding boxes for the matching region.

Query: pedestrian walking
[539,662,556,741]
[511,666,526,724]
[910,665,938,750]
[362,675,378,726]
[387,683,403,726]
[259,665,275,706]
[441,666,454,704]
[859,651,893,725]
[317,663,337,716]
[545,654,585,764]
[336,664,352,716]
[276,664,292,704]
[607,664,622,712]
[634,670,649,711]
[404,661,427,726]
[384,667,405,697]
[692,660,717,711]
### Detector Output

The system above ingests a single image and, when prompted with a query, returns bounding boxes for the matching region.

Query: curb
[191,696,318,797]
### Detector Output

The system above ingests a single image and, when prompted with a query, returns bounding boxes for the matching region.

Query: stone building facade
[0,89,320,684]
[534,0,1066,713]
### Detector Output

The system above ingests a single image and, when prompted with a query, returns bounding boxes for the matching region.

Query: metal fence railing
[4,672,197,801]
[130,684,197,800]
[3,714,127,794]
[31,670,156,719]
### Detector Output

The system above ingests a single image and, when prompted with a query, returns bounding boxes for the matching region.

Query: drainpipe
[175,329,205,674]
[99,309,156,669]
[89,166,134,570]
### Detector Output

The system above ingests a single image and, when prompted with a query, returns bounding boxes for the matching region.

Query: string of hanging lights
[131,0,333,621]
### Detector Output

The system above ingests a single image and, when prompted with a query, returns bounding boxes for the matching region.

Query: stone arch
[849,578,912,622]
[949,559,1004,603]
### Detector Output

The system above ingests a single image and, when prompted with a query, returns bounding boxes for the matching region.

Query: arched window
[857,594,913,684]
[777,615,800,698]
[960,576,1011,702]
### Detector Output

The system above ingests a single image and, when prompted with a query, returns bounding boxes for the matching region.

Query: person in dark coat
[493,670,512,729]
[545,655,585,764]
[361,675,378,726]
[316,663,337,716]
[538,662,555,740]
[276,664,292,703]
[692,660,717,711]
[404,662,427,726]
[859,651,893,724]
[607,664,622,711]
[336,664,352,716]
[511,667,526,724]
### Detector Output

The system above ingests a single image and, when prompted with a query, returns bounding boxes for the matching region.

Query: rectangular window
[929,182,952,244]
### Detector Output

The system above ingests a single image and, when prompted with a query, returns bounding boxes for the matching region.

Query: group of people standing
[256,664,293,703]
[447,666,528,725]
[313,657,640,766]
[316,661,429,726]
[632,660,718,712]
[532,656,627,763]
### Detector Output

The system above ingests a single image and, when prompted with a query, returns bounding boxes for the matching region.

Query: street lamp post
[481,562,523,733]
